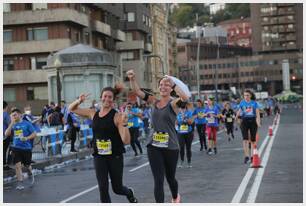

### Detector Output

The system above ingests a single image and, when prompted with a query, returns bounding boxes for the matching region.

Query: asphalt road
[3,107,303,203]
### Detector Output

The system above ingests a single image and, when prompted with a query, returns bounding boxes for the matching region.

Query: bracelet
[172,84,176,90]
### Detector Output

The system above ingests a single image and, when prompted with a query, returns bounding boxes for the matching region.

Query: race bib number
[180,124,188,131]
[198,112,205,118]
[152,132,169,148]
[207,117,215,124]
[15,129,23,138]
[227,118,233,123]
[128,122,134,127]
[96,139,112,155]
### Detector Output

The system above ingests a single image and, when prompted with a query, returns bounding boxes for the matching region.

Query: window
[36,57,47,69]
[32,3,47,10]
[143,15,146,24]
[122,52,134,60]
[127,12,135,22]
[75,31,81,42]
[25,3,32,10]
[4,30,12,42]
[209,64,212,69]
[4,58,14,71]
[149,18,151,27]
[4,3,11,12]
[4,88,16,101]
[107,74,113,86]
[27,87,35,101]
[27,27,48,41]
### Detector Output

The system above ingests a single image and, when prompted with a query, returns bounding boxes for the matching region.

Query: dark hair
[50,102,55,106]
[3,101,8,109]
[61,100,66,104]
[11,108,21,114]
[55,106,61,113]
[196,99,203,106]
[244,89,256,100]
[100,86,121,100]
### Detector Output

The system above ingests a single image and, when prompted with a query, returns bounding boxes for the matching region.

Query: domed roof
[46,44,114,67]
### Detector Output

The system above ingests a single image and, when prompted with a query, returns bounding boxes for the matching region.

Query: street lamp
[214,29,219,102]
[54,58,62,106]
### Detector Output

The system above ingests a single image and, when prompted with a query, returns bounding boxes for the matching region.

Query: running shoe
[127,187,138,203]
[214,147,217,154]
[228,137,231,142]
[244,156,250,164]
[207,149,213,155]
[16,181,24,190]
[171,193,181,203]
[187,162,192,168]
[178,161,184,168]
[28,172,35,185]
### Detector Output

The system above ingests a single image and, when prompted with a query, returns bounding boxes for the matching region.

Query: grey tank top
[146,100,179,150]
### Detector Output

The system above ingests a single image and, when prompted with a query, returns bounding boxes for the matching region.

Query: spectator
[3,101,12,170]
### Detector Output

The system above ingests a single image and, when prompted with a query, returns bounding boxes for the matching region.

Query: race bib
[227,118,233,123]
[207,117,215,124]
[15,129,23,138]
[128,122,134,127]
[96,139,112,155]
[198,112,205,118]
[180,124,188,131]
[152,132,169,148]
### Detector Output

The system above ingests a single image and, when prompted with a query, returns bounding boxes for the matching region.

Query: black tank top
[92,109,125,156]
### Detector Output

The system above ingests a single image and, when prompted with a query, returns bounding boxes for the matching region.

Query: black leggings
[68,127,78,151]
[147,145,179,203]
[94,155,132,203]
[3,137,11,165]
[129,127,143,155]
[178,132,193,163]
[196,124,206,149]
[225,122,234,137]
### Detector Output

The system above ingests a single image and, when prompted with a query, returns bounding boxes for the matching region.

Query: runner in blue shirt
[204,96,220,155]
[5,108,36,190]
[126,102,143,156]
[192,99,207,151]
[235,89,261,164]
[176,105,194,168]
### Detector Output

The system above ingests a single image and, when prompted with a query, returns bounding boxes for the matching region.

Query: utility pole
[214,29,219,102]
[196,13,201,99]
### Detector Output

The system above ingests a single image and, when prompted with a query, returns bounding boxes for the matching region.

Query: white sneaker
[178,161,183,168]
[16,182,24,190]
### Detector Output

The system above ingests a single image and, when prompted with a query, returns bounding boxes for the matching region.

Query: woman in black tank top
[68,86,138,203]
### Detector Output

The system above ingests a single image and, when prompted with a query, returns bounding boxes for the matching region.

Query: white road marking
[129,162,150,172]
[246,116,280,202]
[60,185,98,203]
[231,115,280,203]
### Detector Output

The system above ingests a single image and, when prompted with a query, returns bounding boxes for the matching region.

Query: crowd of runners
[3,69,281,202]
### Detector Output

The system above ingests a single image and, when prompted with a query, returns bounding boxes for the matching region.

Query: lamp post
[195,13,201,99]
[214,29,219,102]
[54,59,62,106]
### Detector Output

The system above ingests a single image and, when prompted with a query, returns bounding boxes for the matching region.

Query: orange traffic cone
[269,126,273,137]
[251,145,262,168]
[256,133,260,142]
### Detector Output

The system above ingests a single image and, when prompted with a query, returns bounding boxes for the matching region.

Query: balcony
[92,20,111,36]
[4,8,89,27]
[116,40,145,51]
[114,30,126,42]
[4,39,72,55]
[3,70,48,84]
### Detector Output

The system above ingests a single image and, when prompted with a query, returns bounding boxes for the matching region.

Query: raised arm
[68,93,96,120]
[126,70,156,104]
[114,112,131,144]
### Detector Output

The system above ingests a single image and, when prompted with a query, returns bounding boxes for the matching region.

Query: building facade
[218,17,252,47]
[3,3,126,113]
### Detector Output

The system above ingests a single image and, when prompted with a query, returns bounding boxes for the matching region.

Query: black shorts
[12,149,32,166]
[241,118,257,142]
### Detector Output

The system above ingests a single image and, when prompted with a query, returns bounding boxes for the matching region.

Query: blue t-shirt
[3,111,11,137]
[127,108,140,128]
[204,105,219,127]
[177,110,193,134]
[23,114,41,132]
[239,100,258,119]
[192,107,207,125]
[11,120,36,151]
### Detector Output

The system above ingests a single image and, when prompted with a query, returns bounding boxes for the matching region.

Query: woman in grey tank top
[127,69,189,203]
